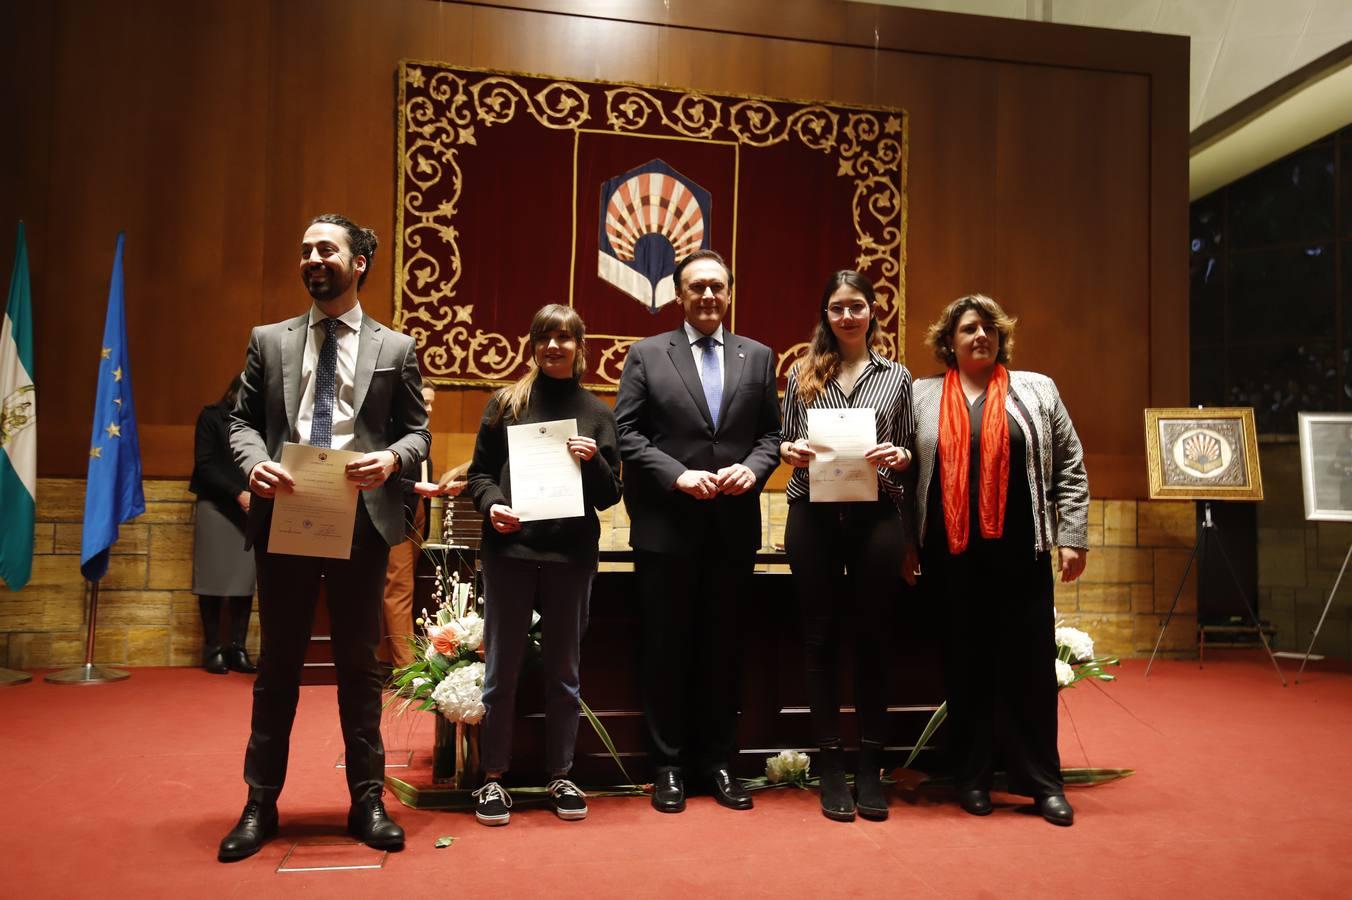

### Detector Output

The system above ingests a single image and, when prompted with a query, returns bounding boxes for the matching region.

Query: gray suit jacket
[230,311,431,550]
[912,369,1089,553]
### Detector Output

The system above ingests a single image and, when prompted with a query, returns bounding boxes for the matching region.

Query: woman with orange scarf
[912,294,1089,826]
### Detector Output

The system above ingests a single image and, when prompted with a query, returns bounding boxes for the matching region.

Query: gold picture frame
[1144,407,1263,501]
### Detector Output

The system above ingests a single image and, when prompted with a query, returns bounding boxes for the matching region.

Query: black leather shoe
[958,789,993,816]
[218,801,277,862]
[652,768,685,813]
[1037,794,1074,826]
[348,797,405,849]
[224,645,257,674]
[855,742,889,821]
[203,646,228,675]
[709,768,753,811]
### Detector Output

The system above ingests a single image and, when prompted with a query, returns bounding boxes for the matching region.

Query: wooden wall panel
[2,0,1187,498]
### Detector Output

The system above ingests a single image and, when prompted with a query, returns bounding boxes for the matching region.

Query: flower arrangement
[387,552,487,724]
[1053,621,1119,690]
[765,750,812,787]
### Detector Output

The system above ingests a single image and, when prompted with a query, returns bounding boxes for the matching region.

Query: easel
[1145,501,1286,686]
[1296,540,1352,683]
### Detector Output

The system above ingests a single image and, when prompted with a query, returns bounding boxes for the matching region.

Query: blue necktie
[311,318,340,448]
[698,335,722,428]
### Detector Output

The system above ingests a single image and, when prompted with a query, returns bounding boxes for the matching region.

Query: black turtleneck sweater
[466,374,623,565]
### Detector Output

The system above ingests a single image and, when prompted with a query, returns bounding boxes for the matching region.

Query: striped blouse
[780,349,917,517]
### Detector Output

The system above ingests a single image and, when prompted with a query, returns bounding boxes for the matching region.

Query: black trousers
[636,548,752,774]
[931,537,1061,799]
[243,505,390,805]
[785,499,901,747]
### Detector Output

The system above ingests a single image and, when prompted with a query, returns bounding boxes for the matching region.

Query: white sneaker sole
[476,811,510,826]
[554,807,588,821]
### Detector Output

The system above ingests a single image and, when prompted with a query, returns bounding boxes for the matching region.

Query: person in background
[912,294,1089,827]
[778,270,915,822]
[465,304,622,827]
[189,374,257,675]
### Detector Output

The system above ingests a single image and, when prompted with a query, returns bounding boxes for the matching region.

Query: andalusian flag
[0,224,36,591]
[81,233,144,583]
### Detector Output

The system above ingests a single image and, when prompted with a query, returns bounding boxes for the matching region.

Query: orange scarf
[938,364,1009,554]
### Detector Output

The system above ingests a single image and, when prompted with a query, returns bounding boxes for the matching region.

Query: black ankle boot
[817,744,855,822]
[224,645,257,673]
[855,741,889,821]
[203,645,228,675]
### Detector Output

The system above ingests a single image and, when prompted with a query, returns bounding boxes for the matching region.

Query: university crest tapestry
[394,61,907,390]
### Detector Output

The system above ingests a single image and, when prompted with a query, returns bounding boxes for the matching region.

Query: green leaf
[434,835,456,848]
[1061,766,1135,785]
[902,702,947,769]
[580,698,636,786]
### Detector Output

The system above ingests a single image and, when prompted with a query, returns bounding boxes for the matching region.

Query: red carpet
[3,656,1351,898]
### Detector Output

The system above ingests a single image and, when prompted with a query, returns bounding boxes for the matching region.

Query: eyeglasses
[826,303,869,319]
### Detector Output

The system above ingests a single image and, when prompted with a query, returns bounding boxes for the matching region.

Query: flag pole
[44,579,129,684]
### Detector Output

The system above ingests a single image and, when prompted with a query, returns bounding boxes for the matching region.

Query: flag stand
[0,667,32,686]
[45,580,129,684]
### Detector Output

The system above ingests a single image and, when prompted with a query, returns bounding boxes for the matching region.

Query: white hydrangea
[765,750,810,784]
[431,662,486,723]
[1055,627,1095,662]
[1055,658,1076,687]
[450,612,484,652]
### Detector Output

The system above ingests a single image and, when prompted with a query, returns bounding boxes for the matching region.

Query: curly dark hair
[924,293,1017,367]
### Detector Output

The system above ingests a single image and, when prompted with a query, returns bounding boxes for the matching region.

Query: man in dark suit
[219,214,430,861]
[614,249,782,813]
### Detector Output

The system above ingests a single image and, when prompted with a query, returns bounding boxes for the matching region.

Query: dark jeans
[784,499,903,746]
[930,537,1061,799]
[479,555,593,777]
[636,548,751,774]
[243,506,389,805]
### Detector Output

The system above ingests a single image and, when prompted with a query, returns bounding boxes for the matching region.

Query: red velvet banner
[394,62,907,391]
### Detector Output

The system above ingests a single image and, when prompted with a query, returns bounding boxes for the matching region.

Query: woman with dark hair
[913,294,1089,826]
[465,304,623,827]
[189,375,257,674]
[779,270,916,822]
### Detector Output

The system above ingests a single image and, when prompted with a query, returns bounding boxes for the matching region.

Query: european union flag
[81,233,144,582]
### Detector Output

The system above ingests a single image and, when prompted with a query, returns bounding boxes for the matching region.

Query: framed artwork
[1144,407,1263,501]
[1298,412,1352,522]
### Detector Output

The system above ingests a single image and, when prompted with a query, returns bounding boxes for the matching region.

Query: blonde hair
[491,304,588,426]
[924,293,1017,367]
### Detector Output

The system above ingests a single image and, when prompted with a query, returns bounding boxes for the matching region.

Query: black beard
[303,268,349,302]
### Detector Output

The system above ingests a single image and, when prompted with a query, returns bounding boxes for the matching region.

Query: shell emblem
[597,159,712,313]
[1172,427,1231,478]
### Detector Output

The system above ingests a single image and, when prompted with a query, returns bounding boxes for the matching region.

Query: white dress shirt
[295,302,362,450]
[683,320,725,389]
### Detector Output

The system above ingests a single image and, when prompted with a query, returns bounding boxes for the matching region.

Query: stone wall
[4,479,1196,666]
[0,478,259,669]
[1257,440,1352,661]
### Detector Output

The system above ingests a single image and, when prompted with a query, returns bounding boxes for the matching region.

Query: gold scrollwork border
[394,60,908,392]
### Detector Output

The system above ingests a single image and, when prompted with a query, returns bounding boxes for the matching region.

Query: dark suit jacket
[614,327,782,555]
[189,401,249,528]
[230,311,431,550]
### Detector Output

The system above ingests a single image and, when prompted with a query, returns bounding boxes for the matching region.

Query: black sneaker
[472,780,512,826]
[546,778,588,821]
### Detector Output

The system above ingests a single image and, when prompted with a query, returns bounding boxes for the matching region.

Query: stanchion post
[44,580,130,684]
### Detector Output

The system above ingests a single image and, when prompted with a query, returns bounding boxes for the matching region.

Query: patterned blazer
[912,370,1089,554]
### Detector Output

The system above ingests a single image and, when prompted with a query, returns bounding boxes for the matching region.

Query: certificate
[268,442,362,559]
[507,418,584,522]
[808,408,878,503]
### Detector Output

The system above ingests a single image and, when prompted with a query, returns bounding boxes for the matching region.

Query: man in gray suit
[219,214,430,861]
